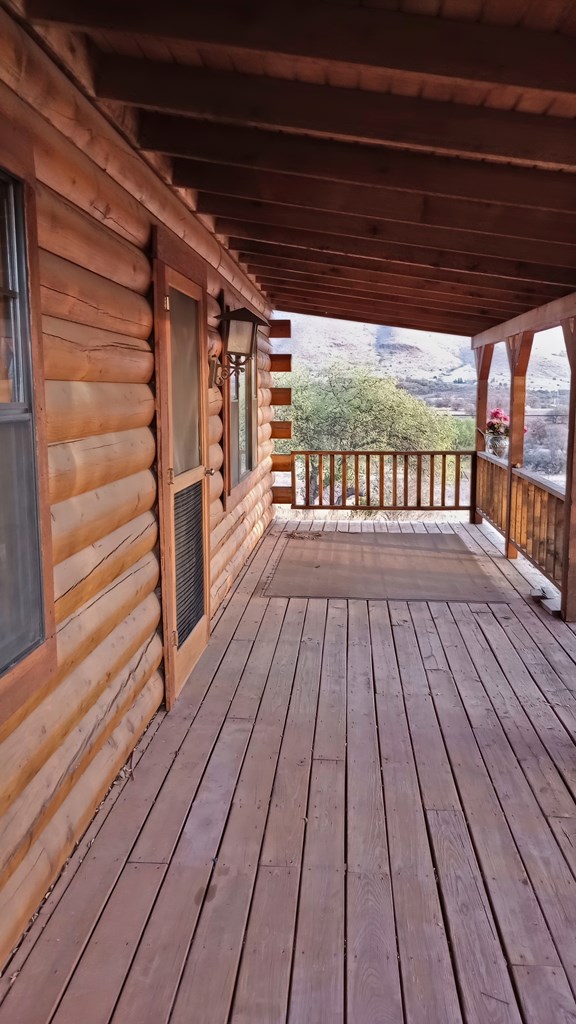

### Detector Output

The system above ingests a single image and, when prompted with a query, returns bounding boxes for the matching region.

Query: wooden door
[155,264,210,708]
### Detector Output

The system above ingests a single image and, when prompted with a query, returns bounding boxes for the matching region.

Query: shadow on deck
[2,520,576,1023]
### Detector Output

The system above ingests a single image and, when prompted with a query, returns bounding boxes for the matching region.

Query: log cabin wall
[0,10,272,967]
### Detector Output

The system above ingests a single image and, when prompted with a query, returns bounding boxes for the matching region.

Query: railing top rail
[477,451,508,467]
[512,465,565,501]
[291,449,476,457]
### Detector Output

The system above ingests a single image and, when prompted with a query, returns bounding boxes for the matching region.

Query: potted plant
[486,408,510,458]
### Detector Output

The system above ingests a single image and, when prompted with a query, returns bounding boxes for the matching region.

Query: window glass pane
[170,288,201,476]
[0,418,43,672]
[0,178,23,404]
[238,369,248,478]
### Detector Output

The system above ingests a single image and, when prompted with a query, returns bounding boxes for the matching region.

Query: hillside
[273,311,569,391]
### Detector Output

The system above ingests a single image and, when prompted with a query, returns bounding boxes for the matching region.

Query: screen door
[155,265,210,707]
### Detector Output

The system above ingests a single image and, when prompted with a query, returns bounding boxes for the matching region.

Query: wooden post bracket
[504,330,534,559]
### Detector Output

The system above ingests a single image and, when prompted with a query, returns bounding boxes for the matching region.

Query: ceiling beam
[246,261,541,311]
[95,57,576,171]
[234,241,566,301]
[173,159,576,247]
[268,299,475,337]
[203,196,576,270]
[472,291,576,349]
[141,117,576,215]
[28,0,576,99]
[221,222,576,289]
[268,290,490,332]
[254,274,524,318]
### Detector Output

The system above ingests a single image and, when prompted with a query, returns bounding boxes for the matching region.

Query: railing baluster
[365,453,371,508]
[403,454,409,509]
[379,454,384,509]
[441,453,447,507]
[429,453,435,508]
[329,454,335,507]
[342,455,347,508]
[454,453,461,509]
[305,453,310,508]
[416,453,422,508]
[318,453,323,507]
[355,453,360,505]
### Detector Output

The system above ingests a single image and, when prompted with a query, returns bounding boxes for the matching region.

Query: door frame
[154,259,211,709]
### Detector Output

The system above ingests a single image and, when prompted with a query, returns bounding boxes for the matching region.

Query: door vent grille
[174,481,204,646]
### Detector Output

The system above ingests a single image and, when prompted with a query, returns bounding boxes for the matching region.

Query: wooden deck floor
[3,520,576,1023]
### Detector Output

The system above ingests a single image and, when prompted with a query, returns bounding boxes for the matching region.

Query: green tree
[275,362,458,454]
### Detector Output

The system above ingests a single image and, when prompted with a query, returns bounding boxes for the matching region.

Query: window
[0,170,44,675]
[229,358,256,490]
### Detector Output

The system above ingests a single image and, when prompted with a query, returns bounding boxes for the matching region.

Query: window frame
[0,117,56,731]
[223,333,259,506]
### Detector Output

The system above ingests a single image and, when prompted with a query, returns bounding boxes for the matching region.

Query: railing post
[473,344,493,524]
[505,331,534,559]
[561,319,576,620]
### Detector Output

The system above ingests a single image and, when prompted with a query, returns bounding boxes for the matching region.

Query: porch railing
[286,450,476,513]
[476,453,565,588]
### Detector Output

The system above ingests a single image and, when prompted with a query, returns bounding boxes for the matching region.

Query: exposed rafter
[141,117,576,215]
[94,58,576,171]
[472,291,576,348]
[27,0,576,100]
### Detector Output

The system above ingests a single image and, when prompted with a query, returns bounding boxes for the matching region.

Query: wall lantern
[209,306,268,388]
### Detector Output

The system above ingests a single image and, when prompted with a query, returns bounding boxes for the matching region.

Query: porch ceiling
[23,0,576,335]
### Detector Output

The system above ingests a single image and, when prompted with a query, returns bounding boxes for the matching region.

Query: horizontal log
[270,353,292,372]
[211,497,274,612]
[208,387,223,416]
[258,423,272,445]
[209,469,224,503]
[0,671,162,967]
[0,13,269,314]
[208,414,223,445]
[0,631,162,885]
[257,388,272,406]
[257,406,274,427]
[269,319,291,339]
[36,184,151,293]
[257,370,273,389]
[269,387,291,406]
[271,421,292,439]
[46,380,155,443]
[43,316,154,384]
[256,351,272,372]
[210,481,273,580]
[51,469,156,564]
[0,594,161,819]
[272,454,292,473]
[207,328,223,358]
[0,546,158,745]
[210,498,224,527]
[208,442,224,472]
[210,459,273,552]
[54,515,158,624]
[40,251,153,340]
[272,486,293,504]
[48,427,155,503]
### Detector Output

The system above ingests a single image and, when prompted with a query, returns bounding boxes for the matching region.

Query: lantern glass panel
[226,319,254,357]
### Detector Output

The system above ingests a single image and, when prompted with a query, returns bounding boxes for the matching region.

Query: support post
[473,343,493,523]
[561,318,576,621]
[504,330,533,559]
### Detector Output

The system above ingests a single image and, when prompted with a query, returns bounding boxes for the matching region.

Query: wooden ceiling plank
[140,116,576,214]
[220,220,576,288]
[269,298,478,336]
[472,291,576,348]
[201,195,576,269]
[234,240,567,300]
[27,0,576,98]
[94,57,576,171]
[268,285,494,323]
[173,159,576,247]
